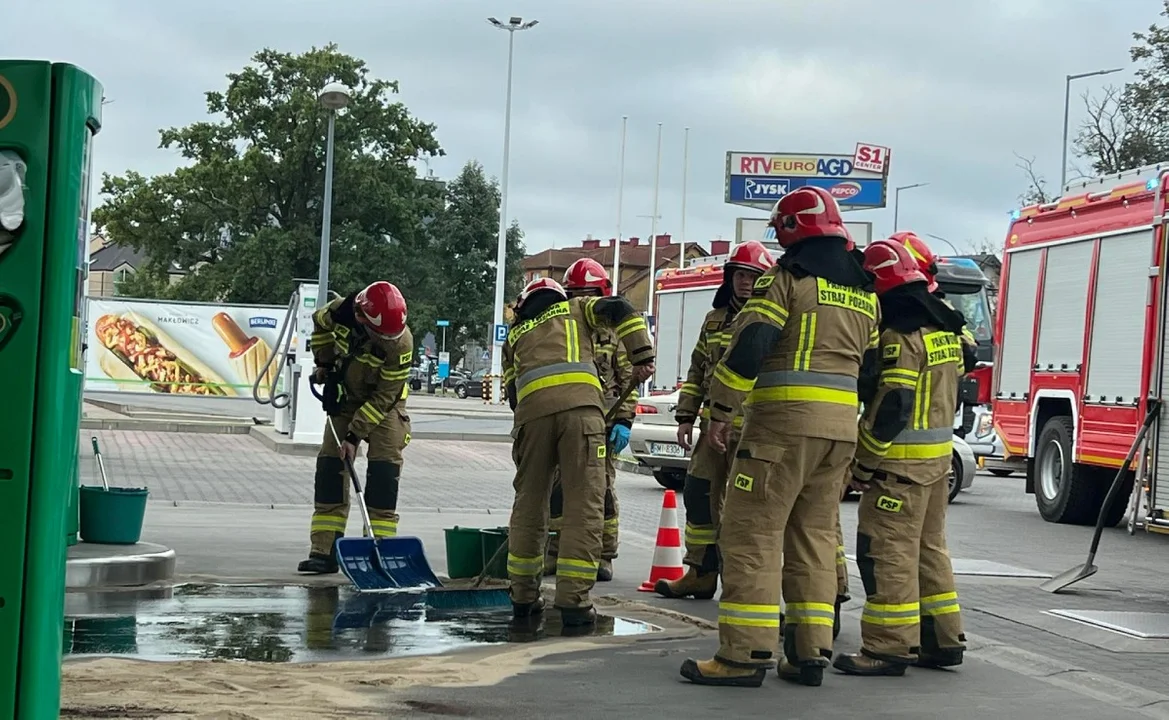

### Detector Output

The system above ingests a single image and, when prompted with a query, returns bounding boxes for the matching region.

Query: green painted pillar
[0,59,102,720]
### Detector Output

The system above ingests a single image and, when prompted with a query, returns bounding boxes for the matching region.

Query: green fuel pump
[0,60,102,720]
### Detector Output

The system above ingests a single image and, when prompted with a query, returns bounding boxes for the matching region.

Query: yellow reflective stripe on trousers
[921,591,960,616]
[748,369,858,407]
[515,362,601,402]
[862,601,920,626]
[783,601,835,627]
[858,423,892,456]
[358,402,386,425]
[557,557,599,579]
[685,523,717,546]
[793,312,817,371]
[311,514,347,534]
[880,367,920,388]
[741,297,789,328]
[680,382,703,397]
[836,545,847,566]
[886,427,953,460]
[719,601,781,628]
[699,407,744,427]
[565,318,581,363]
[507,553,544,577]
[369,518,398,537]
[714,363,756,393]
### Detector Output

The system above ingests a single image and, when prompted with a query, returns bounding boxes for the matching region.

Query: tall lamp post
[487,15,538,405]
[1061,67,1124,191]
[316,82,351,307]
[923,233,961,255]
[892,182,928,234]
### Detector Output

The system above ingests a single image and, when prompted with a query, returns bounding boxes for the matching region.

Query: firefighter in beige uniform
[893,231,979,358]
[833,239,973,676]
[654,241,774,600]
[545,259,637,581]
[680,187,881,688]
[502,278,655,625]
[298,281,413,575]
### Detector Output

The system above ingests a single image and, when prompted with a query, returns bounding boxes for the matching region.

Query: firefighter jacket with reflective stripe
[675,306,744,428]
[502,296,654,426]
[311,297,413,441]
[708,266,881,441]
[594,326,637,425]
[854,326,960,485]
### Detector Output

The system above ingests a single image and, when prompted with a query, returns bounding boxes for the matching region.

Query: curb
[246,425,512,456]
[80,418,254,434]
[615,457,653,477]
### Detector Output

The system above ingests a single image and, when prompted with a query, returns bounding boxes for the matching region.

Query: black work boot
[654,567,717,599]
[297,552,339,575]
[512,596,546,619]
[916,647,964,669]
[777,658,827,687]
[680,658,767,687]
[833,652,908,677]
[597,559,614,582]
[558,605,598,627]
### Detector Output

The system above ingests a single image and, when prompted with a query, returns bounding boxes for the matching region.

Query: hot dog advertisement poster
[85,298,286,397]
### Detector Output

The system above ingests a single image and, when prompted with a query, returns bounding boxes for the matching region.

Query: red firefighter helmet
[863,239,929,295]
[563,258,612,294]
[354,281,408,338]
[516,277,567,310]
[724,240,775,276]
[890,231,939,293]
[769,186,852,248]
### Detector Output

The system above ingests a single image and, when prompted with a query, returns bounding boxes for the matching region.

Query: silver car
[629,390,977,502]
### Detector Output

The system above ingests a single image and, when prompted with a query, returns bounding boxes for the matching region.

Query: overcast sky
[8,0,1159,256]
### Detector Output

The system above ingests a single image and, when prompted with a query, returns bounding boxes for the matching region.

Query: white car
[629,390,977,502]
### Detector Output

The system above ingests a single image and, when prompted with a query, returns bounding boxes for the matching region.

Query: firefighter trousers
[548,450,619,559]
[508,407,608,608]
[716,429,854,668]
[856,473,965,662]
[309,410,411,557]
[681,428,739,573]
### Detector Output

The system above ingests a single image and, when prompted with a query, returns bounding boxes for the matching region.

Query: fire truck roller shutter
[655,291,684,391]
[1034,241,1093,373]
[996,249,1042,401]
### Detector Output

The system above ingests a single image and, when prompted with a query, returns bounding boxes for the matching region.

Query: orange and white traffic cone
[638,489,685,592]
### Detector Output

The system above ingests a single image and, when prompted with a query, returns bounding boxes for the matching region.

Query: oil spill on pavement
[62,584,659,663]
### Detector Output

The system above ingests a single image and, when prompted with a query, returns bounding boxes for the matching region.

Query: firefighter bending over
[654,241,774,600]
[502,278,655,625]
[680,187,880,688]
[545,259,637,582]
[833,239,967,677]
[298,281,413,574]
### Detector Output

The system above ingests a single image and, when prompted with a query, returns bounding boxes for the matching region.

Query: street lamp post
[487,16,538,405]
[892,182,928,233]
[316,82,351,307]
[923,233,961,255]
[1061,67,1124,191]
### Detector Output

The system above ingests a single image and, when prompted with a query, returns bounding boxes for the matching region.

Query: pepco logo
[828,181,862,199]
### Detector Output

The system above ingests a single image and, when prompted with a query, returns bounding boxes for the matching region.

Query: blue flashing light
[1010,209,1021,220]
[1148,178,1159,191]
[943,257,979,268]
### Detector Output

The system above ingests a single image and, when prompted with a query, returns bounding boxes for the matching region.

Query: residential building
[87,234,185,297]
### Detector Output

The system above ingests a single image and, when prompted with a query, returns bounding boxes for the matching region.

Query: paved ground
[72,428,1169,715]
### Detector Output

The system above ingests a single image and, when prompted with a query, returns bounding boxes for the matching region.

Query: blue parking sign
[494,324,508,343]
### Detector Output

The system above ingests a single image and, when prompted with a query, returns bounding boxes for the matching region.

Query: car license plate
[648,442,686,458]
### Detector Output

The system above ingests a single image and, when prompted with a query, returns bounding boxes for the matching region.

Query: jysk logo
[827,181,862,200]
[744,178,790,200]
[249,316,278,329]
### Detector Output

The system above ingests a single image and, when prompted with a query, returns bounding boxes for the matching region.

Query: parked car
[452,368,489,399]
[629,390,977,502]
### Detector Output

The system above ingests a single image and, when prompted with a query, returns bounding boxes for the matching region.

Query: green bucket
[444,526,485,579]
[481,527,509,580]
[79,486,149,545]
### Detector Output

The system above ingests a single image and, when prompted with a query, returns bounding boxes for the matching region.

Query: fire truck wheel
[1034,415,1102,525]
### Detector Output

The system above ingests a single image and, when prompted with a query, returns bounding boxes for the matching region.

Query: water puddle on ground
[63,584,660,663]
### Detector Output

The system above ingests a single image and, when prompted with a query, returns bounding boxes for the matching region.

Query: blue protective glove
[608,424,631,454]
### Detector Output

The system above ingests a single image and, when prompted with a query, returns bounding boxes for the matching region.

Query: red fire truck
[991,164,1169,529]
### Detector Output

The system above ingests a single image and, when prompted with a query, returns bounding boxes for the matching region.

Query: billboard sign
[85,297,284,397]
[853,142,890,174]
[725,150,889,210]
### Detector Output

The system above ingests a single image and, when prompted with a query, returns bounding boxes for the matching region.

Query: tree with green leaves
[93,44,446,314]
[428,160,526,366]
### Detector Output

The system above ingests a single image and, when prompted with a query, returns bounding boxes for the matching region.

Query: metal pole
[317,111,337,306]
[893,186,900,233]
[1060,74,1071,193]
[679,126,689,268]
[442,326,446,353]
[489,28,517,405]
[612,115,627,296]
[646,122,663,317]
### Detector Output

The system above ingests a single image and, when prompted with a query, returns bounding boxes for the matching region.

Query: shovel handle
[91,436,100,456]
[605,380,641,426]
[325,416,377,540]
[1087,398,1161,561]
[473,537,510,589]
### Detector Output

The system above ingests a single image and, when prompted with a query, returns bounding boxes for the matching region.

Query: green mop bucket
[79,486,149,544]
[481,527,509,580]
[80,437,148,545]
[444,526,486,579]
